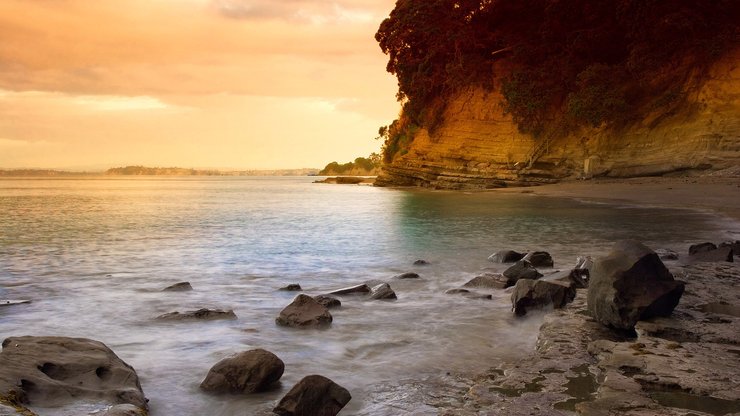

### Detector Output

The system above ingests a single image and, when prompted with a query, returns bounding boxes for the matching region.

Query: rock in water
[393,272,420,279]
[200,349,284,394]
[162,282,193,291]
[487,250,524,263]
[587,240,685,330]
[654,248,679,261]
[369,283,397,300]
[522,251,554,268]
[502,260,543,285]
[689,246,734,263]
[312,295,341,309]
[413,259,429,266]
[327,284,370,296]
[0,336,147,411]
[719,240,740,256]
[276,294,332,328]
[688,242,717,255]
[462,273,510,289]
[103,404,147,416]
[278,284,302,291]
[511,279,576,316]
[273,375,351,416]
[156,308,237,321]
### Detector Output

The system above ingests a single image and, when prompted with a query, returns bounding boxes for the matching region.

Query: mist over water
[0,177,733,415]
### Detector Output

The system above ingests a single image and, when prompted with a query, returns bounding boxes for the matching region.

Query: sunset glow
[0,0,398,170]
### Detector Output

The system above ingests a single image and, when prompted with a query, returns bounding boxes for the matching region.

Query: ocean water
[0,176,735,415]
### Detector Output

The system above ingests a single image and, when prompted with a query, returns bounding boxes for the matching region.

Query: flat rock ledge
[433,262,740,416]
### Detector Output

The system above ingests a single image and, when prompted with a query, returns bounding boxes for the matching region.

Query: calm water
[0,177,735,415]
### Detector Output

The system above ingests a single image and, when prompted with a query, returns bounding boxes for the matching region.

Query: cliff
[376,49,740,189]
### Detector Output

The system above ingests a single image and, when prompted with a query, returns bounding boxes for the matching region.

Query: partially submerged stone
[688,242,717,255]
[522,251,554,268]
[587,240,685,330]
[503,260,543,285]
[413,259,429,266]
[488,250,524,263]
[393,272,420,279]
[162,282,193,292]
[0,336,147,411]
[273,375,351,416]
[369,283,397,300]
[278,284,302,291]
[689,246,733,263]
[462,273,509,289]
[0,300,31,308]
[511,279,576,316]
[103,404,147,416]
[276,294,332,328]
[327,284,370,296]
[312,295,341,309]
[156,308,237,321]
[654,249,679,261]
[200,349,284,394]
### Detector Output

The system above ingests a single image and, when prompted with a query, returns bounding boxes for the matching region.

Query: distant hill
[319,154,381,176]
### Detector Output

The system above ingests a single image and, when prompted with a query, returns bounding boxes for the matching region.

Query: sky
[0,0,399,170]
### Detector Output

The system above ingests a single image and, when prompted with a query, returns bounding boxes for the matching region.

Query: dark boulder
[278,284,302,292]
[273,375,351,416]
[503,261,543,285]
[719,240,740,256]
[654,249,679,261]
[487,250,524,263]
[511,279,576,316]
[369,283,397,300]
[413,259,429,266]
[327,284,370,296]
[543,269,588,289]
[312,295,341,309]
[156,308,237,321]
[522,251,554,268]
[276,294,332,328]
[162,282,193,292]
[0,336,147,411]
[689,246,733,263]
[444,288,471,295]
[394,272,420,279]
[689,242,717,255]
[200,349,284,394]
[462,273,510,289]
[587,240,685,330]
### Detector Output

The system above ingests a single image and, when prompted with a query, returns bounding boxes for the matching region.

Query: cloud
[211,0,382,23]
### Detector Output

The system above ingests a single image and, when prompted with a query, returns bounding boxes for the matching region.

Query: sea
[0,176,736,415]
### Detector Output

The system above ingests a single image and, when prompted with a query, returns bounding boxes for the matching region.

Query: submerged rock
[587,240,685,330]
[394,272,420,279]
[312,295,341,309]
[689,246,733,263]
[655,248,679,261]
[719,240,740,256]
[276,294,332,328]
[413,259,429,266]
[543,269,588,289]
[503,260,543,285]
[511,279,576,316]
[688,242,717,255]
[162,282,193,292]
[369,283,397,300]
[278,284,302,291]
[273,375,351,416]
[156,308,237,321]
[0,300,32,308]
[200,349,284,394]
[488,250,524,264]
[462,273,510,289]
[522,251,554,268]
[103,404,147,416]
[0,336,147,411]
[327,284,370,296]
[445,288,471,295]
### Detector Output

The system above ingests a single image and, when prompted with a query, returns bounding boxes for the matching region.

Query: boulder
[503,261,543,285]
[413,259,429,266]
[587,240,685,330]
[156,308,237,321]
[511,279,576,316]
[462,273,510,289]
[273,375,351,416]
[487,250,524,263]
[103,404,147,416]
[522,251,554,268]
[276,294,332,328]
[444,288,471,295]
[689,246,733,263]
[654,249,679,261]
[369,283,396,300]
[688,242,717,255]
[719,240,740,256]
[0,336,147,410]
[162,282,193,292]
[200,349,284,394]
[327,284,370,296]
[543,269,588,289]
[278,284,302,292]
[574,256,593,272]
[312,295,341,309]
[393,272,420,279]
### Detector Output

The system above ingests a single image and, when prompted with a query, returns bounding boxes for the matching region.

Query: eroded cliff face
[376,50,740,189]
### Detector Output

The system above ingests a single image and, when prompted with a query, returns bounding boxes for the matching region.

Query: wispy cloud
[211,0,381,23]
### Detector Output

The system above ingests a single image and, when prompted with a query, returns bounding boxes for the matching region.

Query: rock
[587,240,685,330]
[369,283,397,300]
[200,349,284,394]
[0,300,31,308]
[575,256,593,272]
[503,260,543,285]
[522,251,554,268]
[444,288,471,295]
[462,273,510,289]
[156,308,237,321]
[276,294,332,328]
[654,249,679,261]
[487,250,524,263]
[689,246,733,263]
[394,272,420,279]
[103,404,147,416]
[273,375,351,416]
[543,269,588,289]
[719,240,740,255]
[162,282,193,292]
[278,284,302,291]
[312,295,341,309]
[0,336,147,410]
[688,242,717,255]
[511,279,576,316]
[413,259,429,266]
[327,284,370,296]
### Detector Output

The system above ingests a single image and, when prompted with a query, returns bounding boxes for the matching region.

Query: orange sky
[0,0,399,170]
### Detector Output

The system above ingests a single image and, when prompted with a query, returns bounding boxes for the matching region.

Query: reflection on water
[0,177,734,415]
